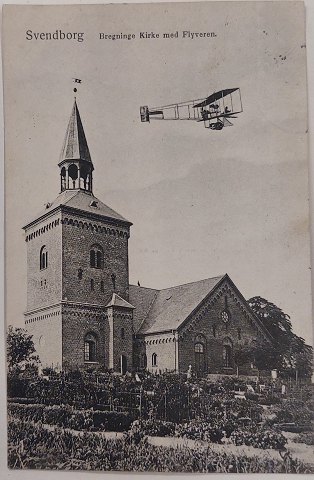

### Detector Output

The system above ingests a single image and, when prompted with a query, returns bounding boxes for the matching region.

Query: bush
[7,376,30,398]
[293,432,314,445]
[176,420,224,443]
[273,399,314,425]
[131,419,176,437]
[230,427,287,450]
[92,411,132,431]
[8,403,132,432]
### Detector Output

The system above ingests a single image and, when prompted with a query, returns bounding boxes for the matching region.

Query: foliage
[272,399,314,425]
[230,427,287,450]
[7,376,31,399]
[8,403,133,432]
[176,420,224,443]
[8,418,311,473]
[130,419,176,437]
[293,432,314,445]
[6,326,39,374]
[248,297,313,377]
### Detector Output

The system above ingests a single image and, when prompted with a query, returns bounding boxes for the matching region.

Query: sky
[3,1,313,344]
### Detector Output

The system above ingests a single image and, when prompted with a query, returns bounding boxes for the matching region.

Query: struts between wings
[140,88,243,131]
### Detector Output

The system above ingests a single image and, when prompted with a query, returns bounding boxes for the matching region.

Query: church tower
[23,98,134,373]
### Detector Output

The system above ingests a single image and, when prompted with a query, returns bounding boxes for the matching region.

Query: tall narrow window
[237,327,242,340]
[84,332,97,362]
[91,279,94,291]
[212,324,217,337]
[194,342,205,373]
[121,327,125,339]
[100,280,104,292]
[40,246,48,270]
[223,345,232,368]
[90,250,96,268]
[90,244,103,269]
[152,353,157,367]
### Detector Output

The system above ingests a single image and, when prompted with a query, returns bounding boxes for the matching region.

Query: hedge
[8,402,133,432]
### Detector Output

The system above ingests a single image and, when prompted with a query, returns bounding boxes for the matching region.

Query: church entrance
[120,355,127,374]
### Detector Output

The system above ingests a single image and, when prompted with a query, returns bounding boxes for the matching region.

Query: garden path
[148,433,314,466]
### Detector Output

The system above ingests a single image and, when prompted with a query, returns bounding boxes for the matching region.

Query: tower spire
[58,99,94,193]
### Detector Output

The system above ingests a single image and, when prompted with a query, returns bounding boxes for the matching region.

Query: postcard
[3,1,313,473]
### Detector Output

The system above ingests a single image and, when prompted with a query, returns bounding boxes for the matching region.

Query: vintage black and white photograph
[2,1,314,474]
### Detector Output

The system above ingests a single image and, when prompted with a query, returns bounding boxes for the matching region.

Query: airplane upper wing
[193,88,239,108]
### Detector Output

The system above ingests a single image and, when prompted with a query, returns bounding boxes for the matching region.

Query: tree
[247,297,313,378]
[6,326,39,374]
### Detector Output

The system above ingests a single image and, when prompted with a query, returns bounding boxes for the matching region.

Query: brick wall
[24,213,62,312]
[178,285,264,374]
[61,212,130,307]
[62,305,108,369]
[108,307,134,372]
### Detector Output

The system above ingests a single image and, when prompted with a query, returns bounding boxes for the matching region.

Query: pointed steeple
[58,99,94,193]
[60,99,92,164]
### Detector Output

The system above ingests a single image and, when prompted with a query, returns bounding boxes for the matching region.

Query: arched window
[90,279,94,291]
[152,353,157,367]
[194,343,204,353]
[40,246,48,270]
[90,244,103,269]
[68,164,78,189]
[121,327,125,339]
[84,332,97,362]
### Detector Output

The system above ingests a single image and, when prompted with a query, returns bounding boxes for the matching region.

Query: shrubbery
[8,403,132,432]
[272,399,314,425]
[230,427,287,450]
[176,420,224,443]
[294,432,314,446]
[8,418,311,473]
[130,419,176,437]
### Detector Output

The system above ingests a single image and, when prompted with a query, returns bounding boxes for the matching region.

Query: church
[23,99,272,375]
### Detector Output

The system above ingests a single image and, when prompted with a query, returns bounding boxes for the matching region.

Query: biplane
[140,88,243,130]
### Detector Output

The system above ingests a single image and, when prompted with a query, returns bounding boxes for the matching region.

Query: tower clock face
[221,310,230,323]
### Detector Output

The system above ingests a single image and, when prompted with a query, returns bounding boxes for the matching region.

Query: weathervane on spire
[72,78,82,94]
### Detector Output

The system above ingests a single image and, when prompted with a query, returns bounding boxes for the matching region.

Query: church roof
[23,190,132,229]
[129,275,225,335]
[59,99,92,164]
[105,292,135,309]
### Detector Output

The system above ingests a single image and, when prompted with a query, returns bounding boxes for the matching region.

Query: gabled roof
[59,99,92,164]
[129,275,225,335]
[105,292,135,309]
[129,285,159,332]
[23,190,132,229]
